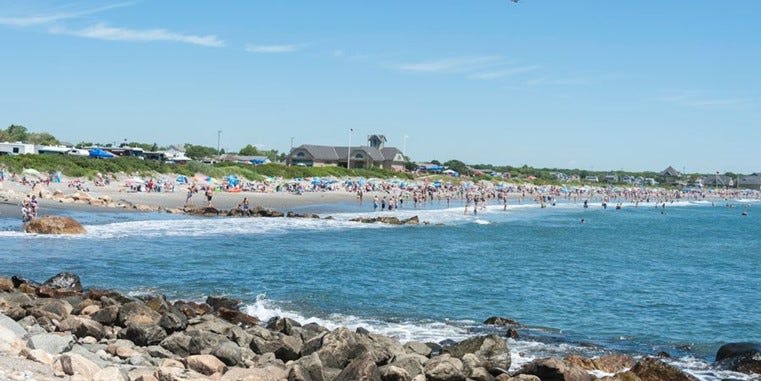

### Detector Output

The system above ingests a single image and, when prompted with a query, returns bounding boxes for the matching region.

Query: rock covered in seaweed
[24,216,86,234]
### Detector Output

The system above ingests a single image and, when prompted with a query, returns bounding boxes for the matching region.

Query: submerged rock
[715,342,761,375]
[24,216,86,234]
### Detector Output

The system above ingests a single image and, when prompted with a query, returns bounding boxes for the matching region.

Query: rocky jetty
[0,273,726,381]
[24,216,86,235]
[349,215,422,225]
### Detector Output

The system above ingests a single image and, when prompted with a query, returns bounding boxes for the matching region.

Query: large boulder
[118,301,162,327]
[186,354,227,376]
[42,272,83,292]
[119,323,167,346]
[334,354,381,381]
[25,216,86,234]
[630,357,698,381]
[206,296,240,311]
[443,334,510,371]
[28,332,76,355]
[58,316,106,340]
[515,357,593,381]
[715,342,761,374]
[424,354,466,381]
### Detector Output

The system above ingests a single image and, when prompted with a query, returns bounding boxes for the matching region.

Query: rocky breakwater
[0,272,736,381]
[24,216,86,235]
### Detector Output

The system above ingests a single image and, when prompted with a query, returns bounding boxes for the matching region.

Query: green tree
[0,125,29,142]
[443,159,471,175]
[27,132,60,145]
[184,144,218,159]
[239,144,260,156]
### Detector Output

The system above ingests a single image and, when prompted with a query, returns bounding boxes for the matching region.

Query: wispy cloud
[653,90,753,108]
[245,44,300,53]
[51,23,225,47]
[392,56,542,83]
[395,56,502,74]
[0,2,133,27]
[468,65,540,80]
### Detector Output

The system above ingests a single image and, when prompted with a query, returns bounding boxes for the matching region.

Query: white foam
[244,294,472,343]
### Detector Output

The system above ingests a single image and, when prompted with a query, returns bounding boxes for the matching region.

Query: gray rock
[334,354,381,381]
[92,305,119,325]
[0,313,27,343]
[118,302,161,327]
[443,334,510,370]
[267,316,303,336]
[159,309,188,333]
[290,352,326,381]
[206,296,240,311]
[213,340,243,366]
[67,343,111,368]
[390,354,427,379]
[379,365,412,381]
[30,298,73,321]
[188,329,228,355]
[92,366,130,381]
[404,341,432,357]
[424,354,466,381]
[715,342,761,374]
[146,345,175,359]
[42,272,83,292]
[250,331,303,362]
[58,316,106,340]
[515,357,593,381]
[27,332,75,354]
[160,332,192,357]
[119,324,167,346]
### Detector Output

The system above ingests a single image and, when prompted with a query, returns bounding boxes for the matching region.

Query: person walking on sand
[186,185,194,205]
[205,186,214,207]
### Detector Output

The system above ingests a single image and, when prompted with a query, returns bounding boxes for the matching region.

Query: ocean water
[1,199,759,380]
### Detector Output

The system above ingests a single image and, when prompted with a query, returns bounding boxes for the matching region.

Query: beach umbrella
[22,168,43,177]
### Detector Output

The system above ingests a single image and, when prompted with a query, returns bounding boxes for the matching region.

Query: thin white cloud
[0,2,133,27]
[468,65,540,80]
[653,90,753,108]
[51,23,225,47]
[395,56,502,74]
[245,44,299,53]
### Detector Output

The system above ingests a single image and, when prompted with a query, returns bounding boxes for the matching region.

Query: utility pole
[217,130,222,154]
[347,129,353,169]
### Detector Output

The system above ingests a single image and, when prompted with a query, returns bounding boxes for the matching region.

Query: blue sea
[2,199,759,380]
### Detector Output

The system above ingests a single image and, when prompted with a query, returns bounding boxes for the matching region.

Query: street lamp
[217,130,222,153]
[347,129,353,169]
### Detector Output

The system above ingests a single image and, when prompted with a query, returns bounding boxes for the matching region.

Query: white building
[0,142,36,155]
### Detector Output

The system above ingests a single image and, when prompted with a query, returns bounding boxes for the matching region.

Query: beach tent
[89,148,115,158]
[226,175,240,186]
[176,175,189,184]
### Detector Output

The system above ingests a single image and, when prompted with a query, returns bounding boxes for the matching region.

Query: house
[701,174,734,188]
[0,142,36,155]
[737,174,761,190]
[551,172,569,181]
[585,175,599,183]
[287,134,405,170]
[604,174,618,183]
[659,166,682,184]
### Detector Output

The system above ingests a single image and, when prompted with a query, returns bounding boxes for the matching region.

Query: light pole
[347,129,353,169]
[217,130,222,154]
[289,137,294,166]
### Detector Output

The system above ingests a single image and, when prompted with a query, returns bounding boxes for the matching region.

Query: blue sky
[1,1,759,173]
